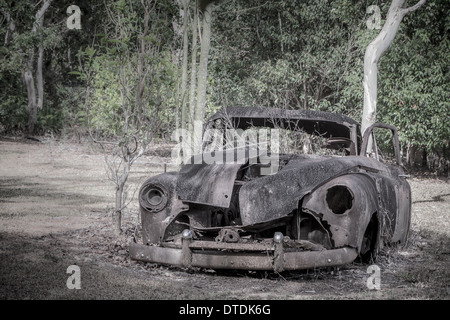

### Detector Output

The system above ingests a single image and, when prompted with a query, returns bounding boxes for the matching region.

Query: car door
[361,123,411,244]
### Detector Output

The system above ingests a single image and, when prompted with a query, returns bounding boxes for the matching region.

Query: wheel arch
[301,173,380,251]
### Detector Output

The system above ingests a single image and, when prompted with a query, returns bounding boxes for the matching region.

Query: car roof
[208,106,360,139]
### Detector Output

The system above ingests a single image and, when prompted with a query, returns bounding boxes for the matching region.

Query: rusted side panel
[239,156,386,226]
[391,182,411,243]
[375,173,411,243]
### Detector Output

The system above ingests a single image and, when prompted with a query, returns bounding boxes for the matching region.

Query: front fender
[301,173,379,252]
[140,173,188,244]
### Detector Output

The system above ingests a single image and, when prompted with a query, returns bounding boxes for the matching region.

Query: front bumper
[129,234,358,272]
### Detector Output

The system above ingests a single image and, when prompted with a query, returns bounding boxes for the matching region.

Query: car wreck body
[130,107,411,272]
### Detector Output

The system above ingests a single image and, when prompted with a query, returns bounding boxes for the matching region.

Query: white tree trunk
[36,46,44,110]
[24,68,37,134]
[188,2,199,144]
[34,0,52,111]
[193,2,213,154]
[1,8,16,45]
[180,0,190,130]
[23,0,52,133]
[362,0,426,136]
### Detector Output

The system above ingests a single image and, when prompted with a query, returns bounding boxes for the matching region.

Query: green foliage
[0,0,33,132]
[0,73,28,131]
[209,0,369,117]
[378,0,450,153]
[0,0,448,162]
[208,0,449,159]
[0,0,93,133]
[71,0,178,138]
[55,85,88,130]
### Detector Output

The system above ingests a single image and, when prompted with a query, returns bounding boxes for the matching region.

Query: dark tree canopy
[0,0,448,165]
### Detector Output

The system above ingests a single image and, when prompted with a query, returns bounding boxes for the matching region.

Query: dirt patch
[0,136,449,300]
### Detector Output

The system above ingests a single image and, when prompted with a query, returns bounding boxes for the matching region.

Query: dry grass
[0,137,448,300]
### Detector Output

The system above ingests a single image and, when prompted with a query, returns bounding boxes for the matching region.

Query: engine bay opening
[326,185,353,214]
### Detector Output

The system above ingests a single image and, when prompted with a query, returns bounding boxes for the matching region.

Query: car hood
[176,151,387,225]
[176,148,249,208]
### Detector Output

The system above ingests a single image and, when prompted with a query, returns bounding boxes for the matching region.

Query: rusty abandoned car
[130,107,411,272]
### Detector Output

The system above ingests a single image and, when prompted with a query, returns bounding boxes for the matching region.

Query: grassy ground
[0,136,448,300]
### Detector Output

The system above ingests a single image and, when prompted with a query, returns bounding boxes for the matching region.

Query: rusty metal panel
[130,241,358,271]
[302,174,379,249]
[283,247,358,270]
[391,182,412,243]
[189,240,273,251]
[239,156,386,226]
[192,253,274,270]
[130,242,184,267]
[176,149,245,208]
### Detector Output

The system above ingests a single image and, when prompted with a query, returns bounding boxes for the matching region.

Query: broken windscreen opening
[203,118,354,157]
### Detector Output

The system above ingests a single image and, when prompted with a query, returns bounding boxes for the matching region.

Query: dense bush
[0,0,448,168]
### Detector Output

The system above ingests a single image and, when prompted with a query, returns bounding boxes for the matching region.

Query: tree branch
[33,0,52,32]
[401,0,427,14]
[1,6,15,45]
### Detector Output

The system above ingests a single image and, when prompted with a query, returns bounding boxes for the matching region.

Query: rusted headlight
[326,185,353,214]
[139,183,168,213]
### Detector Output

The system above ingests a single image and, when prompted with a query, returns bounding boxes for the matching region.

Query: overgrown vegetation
[0,0,447,174]
[1,0,447,170]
